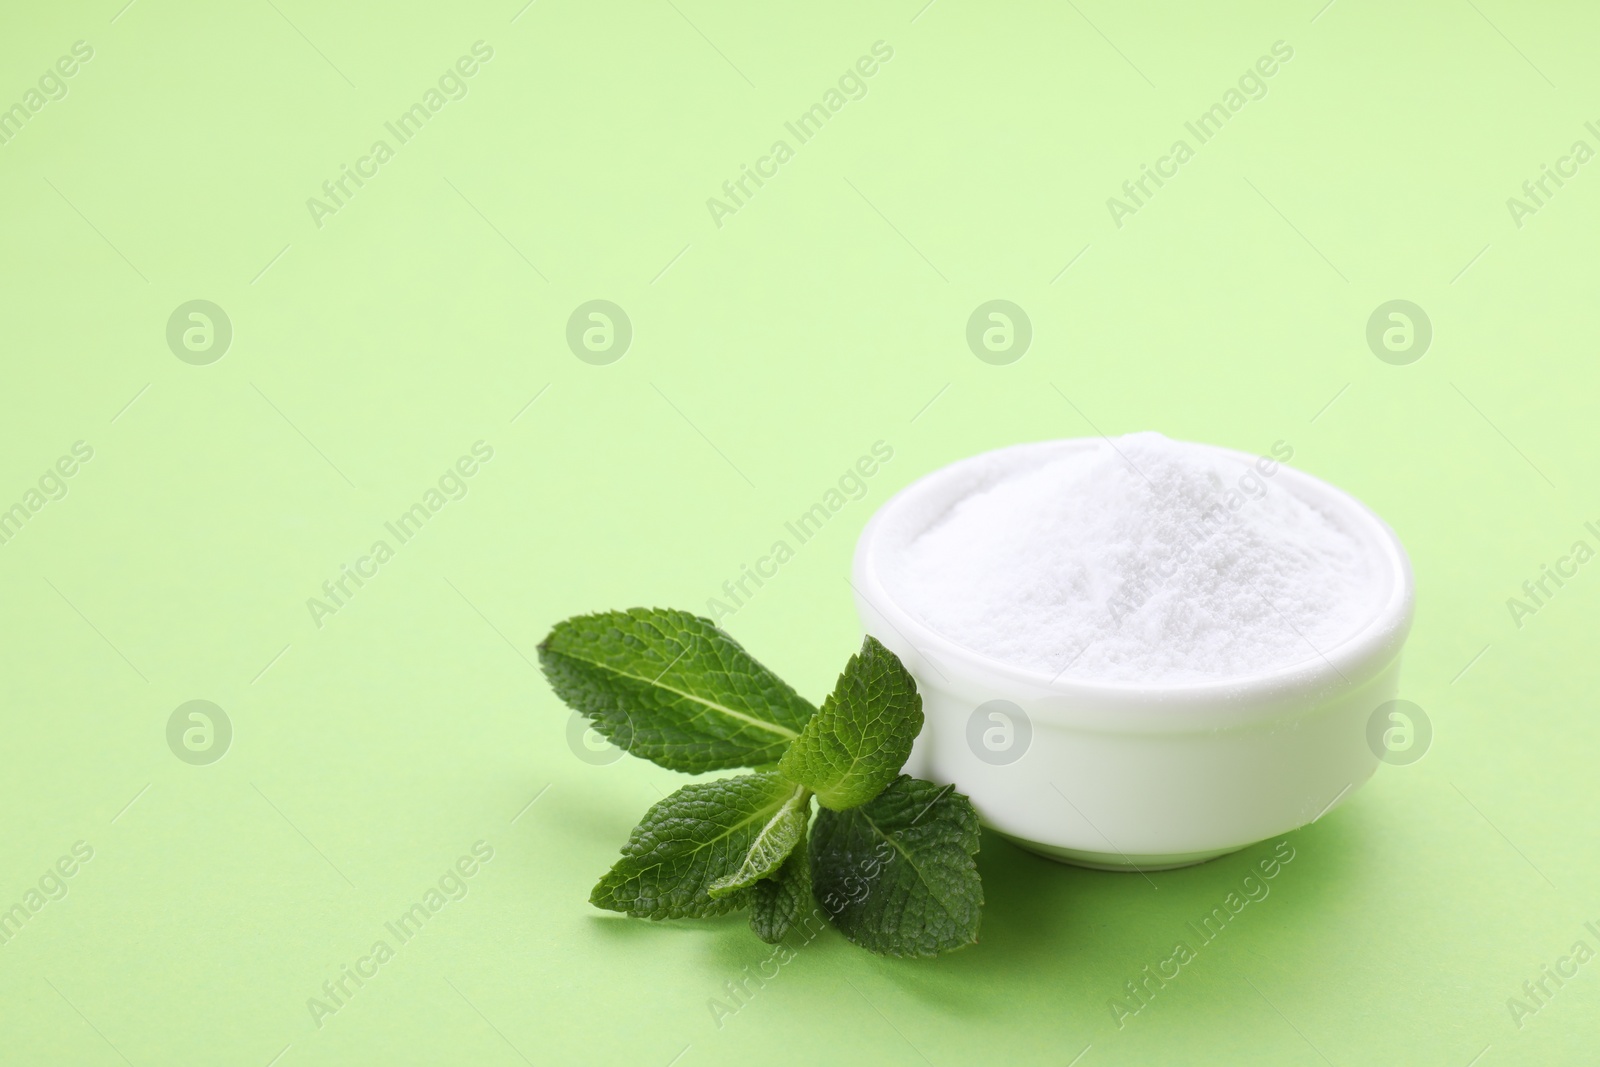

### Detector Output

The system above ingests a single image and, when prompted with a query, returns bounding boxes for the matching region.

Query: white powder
[883,433,1381,682]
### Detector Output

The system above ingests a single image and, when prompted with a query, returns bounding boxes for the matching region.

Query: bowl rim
[852,437,1415,716]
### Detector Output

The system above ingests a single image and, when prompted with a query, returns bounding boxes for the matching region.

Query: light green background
[2,0,1596,1064]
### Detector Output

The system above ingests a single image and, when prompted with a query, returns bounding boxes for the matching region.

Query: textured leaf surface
[591,773,800,919]
[708,783,811,897]
[778,636,922,810]
[749,824,814,944]
[539,609,815,772]
[809,775,982,957]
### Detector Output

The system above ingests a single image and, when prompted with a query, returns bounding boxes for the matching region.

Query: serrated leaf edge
[591,774,802,917]
[708,782,812,897]
[540,640,802,743]
[815,780,982,957]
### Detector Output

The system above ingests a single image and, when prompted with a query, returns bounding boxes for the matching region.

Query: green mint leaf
[539,609,816,773]
[591,772,804,920]
[809,775,982,957]
[708,784,811,898]
[777,636,922,811]
[749,824,814,944]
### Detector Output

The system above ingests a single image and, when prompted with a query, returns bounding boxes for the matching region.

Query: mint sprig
[540,609,983,957]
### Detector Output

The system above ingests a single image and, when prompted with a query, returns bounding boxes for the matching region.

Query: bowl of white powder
[853,432,1413,870]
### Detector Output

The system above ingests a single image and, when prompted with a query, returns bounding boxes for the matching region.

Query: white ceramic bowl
[852,439,1414,871]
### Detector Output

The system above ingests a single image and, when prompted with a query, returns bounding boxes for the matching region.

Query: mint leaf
[750,824,814,944]
[778,636,922,811]
[539,609,816,773]
[809,775,982,957]
[708,783,811,897]
[591,772,804,919]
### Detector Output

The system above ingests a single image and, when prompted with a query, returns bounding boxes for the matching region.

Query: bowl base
[998,832,1243,871]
